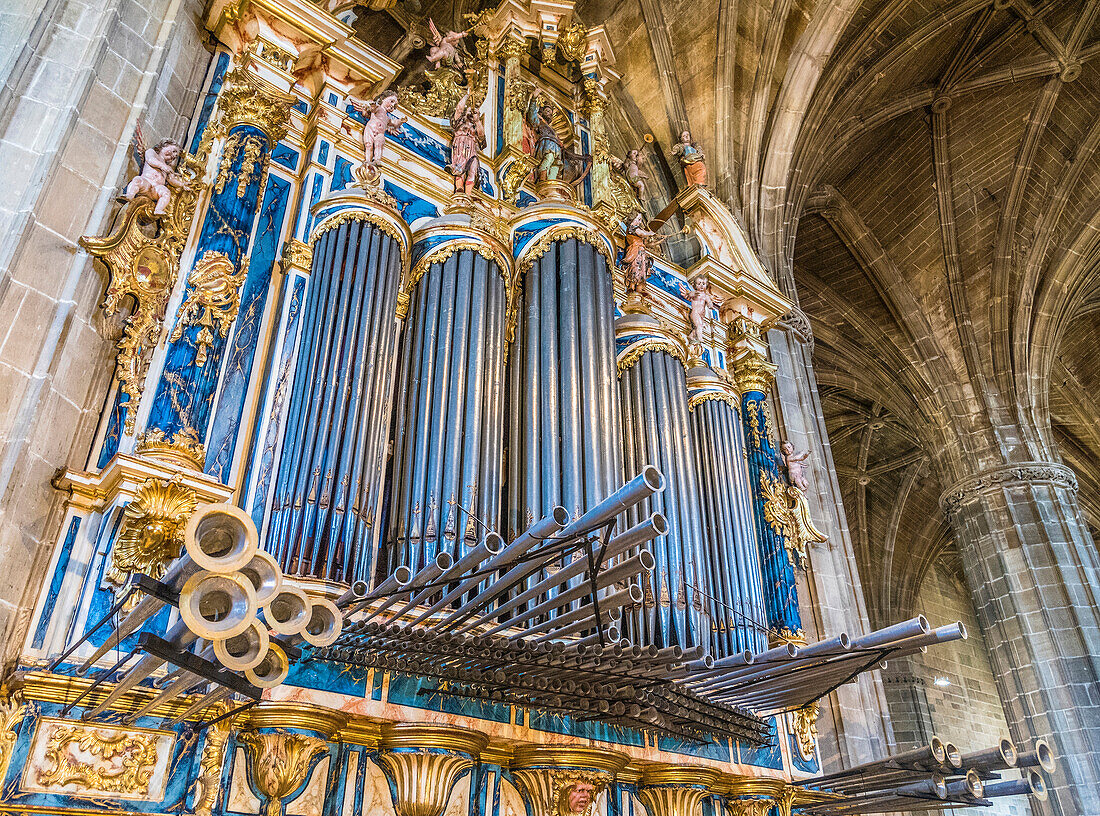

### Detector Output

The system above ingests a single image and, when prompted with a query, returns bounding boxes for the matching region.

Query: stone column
[145,69,293,454]
[940,462,1100,816]
[766,316,891,769]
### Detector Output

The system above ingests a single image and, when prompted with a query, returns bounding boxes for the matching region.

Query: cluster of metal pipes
[681,616,967,712]
[58,503,347,724]
[800,736,1057,814]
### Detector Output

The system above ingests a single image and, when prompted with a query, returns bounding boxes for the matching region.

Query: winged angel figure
[427,18,468,70]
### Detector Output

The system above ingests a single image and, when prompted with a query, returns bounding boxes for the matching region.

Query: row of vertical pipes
[267,216,403,583]
[264,206,775,652]
[688,393,769,656]
[619,349,709,649]
[385,248,508,574]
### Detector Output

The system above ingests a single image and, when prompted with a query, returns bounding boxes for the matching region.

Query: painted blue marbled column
[147,76,291,445]
[506,237,624,534]
[618,345,709,650]
[739,378,803,640]
[686,385,769,656]
[266,209,406,583]
[384,239,509,574]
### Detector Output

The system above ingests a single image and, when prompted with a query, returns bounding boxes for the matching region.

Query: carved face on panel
[563,782,595,815]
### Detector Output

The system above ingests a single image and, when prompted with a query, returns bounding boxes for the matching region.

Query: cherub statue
[448,89,486,197]
[612,148,649,203]
[350,90,407,180]
[427,18,468,71]
[622,211,666,296]
[779,441,811,491]
[672,129,707,187]
[678,274,722,345]
[122,135,185,217]
[525,96,591,185]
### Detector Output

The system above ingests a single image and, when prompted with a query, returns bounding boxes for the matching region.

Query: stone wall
[0,0,210,665]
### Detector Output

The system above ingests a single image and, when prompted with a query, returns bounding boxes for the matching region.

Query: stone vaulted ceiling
[363,0,1100,623]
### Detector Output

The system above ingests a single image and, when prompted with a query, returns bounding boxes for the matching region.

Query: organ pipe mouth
[637,550,656,570]
[300,597,343,647]
[944,742,963,769]
[551,507,570,526]
[238,551,282,607]
[184,503,258,573]
[179,572,257,640]
[956,621,969,639]
[929,736,948,765]
[641,465,665,493]
[245,643,290,688]
[213,619,270,671]
[998,738,1018,767]
[931,774,947,799]
[262,586,312,636]
[1019,739,1056,773]
[1026,771,1048,801]
[651,513,669,536]
[964,769,983,798]
[484,532,507,554]
[837,632,851,649]
[915,614,931,634]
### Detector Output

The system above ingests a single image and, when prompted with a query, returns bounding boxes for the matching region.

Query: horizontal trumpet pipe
[83,622,197,719]
[336,580,368,608]
[848,615,929,650]
[458,513,667,634]
[807,738,949,785]
[984,771,1047,801]
[958,738,1017,772]
[361,565,414,602]
[686,642,796,684]
[167,685,232,725]
[481,551,654,635]
[531,585,643,642]
[557,466,665,539]
[388,552,456,618]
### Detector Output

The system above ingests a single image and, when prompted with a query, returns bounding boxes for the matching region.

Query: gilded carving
[106,474,198,596]
[501,154,537,203]
[311,210,405,253]
[402,240,507,320]
[617,339,687,375]
[193,712,233,816]
[790,702,819,762]
[760,471,826,568]
[218,68,293,143]
[743,399,770,449]
[80,144,205,434]
[169,251,249,367]
[36,723,160,797]
[556,21,588,64]
[730,349,776,394]
[282,239,313,273]
[136,427,206,471]
[687,390,738,412]
[237,731,327,816]
[0,692,27,785]
[214,132,268,198]
[400,38,490,120]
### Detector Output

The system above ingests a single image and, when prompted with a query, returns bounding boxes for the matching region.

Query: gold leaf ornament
[106,475,198,592]
[169,251,249,367]
[36,724,160,797]
[238,731,327,816]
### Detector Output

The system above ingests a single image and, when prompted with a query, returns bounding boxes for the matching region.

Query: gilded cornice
[639,765,722,790]
[309,198,412,272]
[219,68,295,143]
[511,746,629,775]
[52,453,232,513]
[379,723,489,756]
[337,719,382,747]
[480,744,514,767]
[13,671,209,720]
[617,338,688,375]
[239,701,346,737]
[514,222,616,279]
[687,390,739,413]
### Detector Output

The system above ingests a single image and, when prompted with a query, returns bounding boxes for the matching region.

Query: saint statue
[525,96,591,185]
[447,90,485,197]
[672,129,707,187]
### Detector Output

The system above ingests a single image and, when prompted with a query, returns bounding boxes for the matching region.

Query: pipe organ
[13,3,1053,816]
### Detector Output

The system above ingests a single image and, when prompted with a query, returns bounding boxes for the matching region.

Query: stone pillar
[265,197,410,584]
[940,463,1100,816]
[766,316,891,768]
[146,69,293,451]
[618,332,709,650]
[384,225,511,574]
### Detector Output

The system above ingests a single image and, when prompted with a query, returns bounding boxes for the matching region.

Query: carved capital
[219,68,294,143]
[136,427,206,470]
[731,349,776,394]
[637,766,720,816]
[777,307,813,351]
[939,462,1079,518]
[511,747,628,816]
[237,731,328,816]
[376,724,488,816]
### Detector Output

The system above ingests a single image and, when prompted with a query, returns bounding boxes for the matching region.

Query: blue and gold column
[265,194,411,584]
[506,221,623,535]
[730,318,802,643]
[686,366,769,657]
[383,219,512,573]
[145,69,293,457]
[617,328,710,650]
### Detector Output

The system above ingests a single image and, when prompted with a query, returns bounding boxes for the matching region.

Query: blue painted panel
[205,175,291,481]
[318,140,330,165]
[386,674,512,723]
[188,51,230,154]
[332,156,354,192]
[293,98,310,114]
[302,173,325,238]
[496,73,505,156]
[581,131,592,205]
[285,657,369,697]
[271,142,299,171]
[248,275,307,527]
[655,733,731,761]
[31,517,80,649]
[384,181,439,222]
[95,383,125,468]
[527,711,647,747]
[147,124,271,439]
[738,718,783,770]
[789,730,820,773]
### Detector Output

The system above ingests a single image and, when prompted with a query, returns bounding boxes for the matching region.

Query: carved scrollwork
[36,723,160,797]
[136,427,206,471]
[760,471,827,568]
[789,701,819,761]
[106,474,198,597]
[192,711,233,816]
[80,151,205,435]
[939,462,1078,517]
[168,251,248,367]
